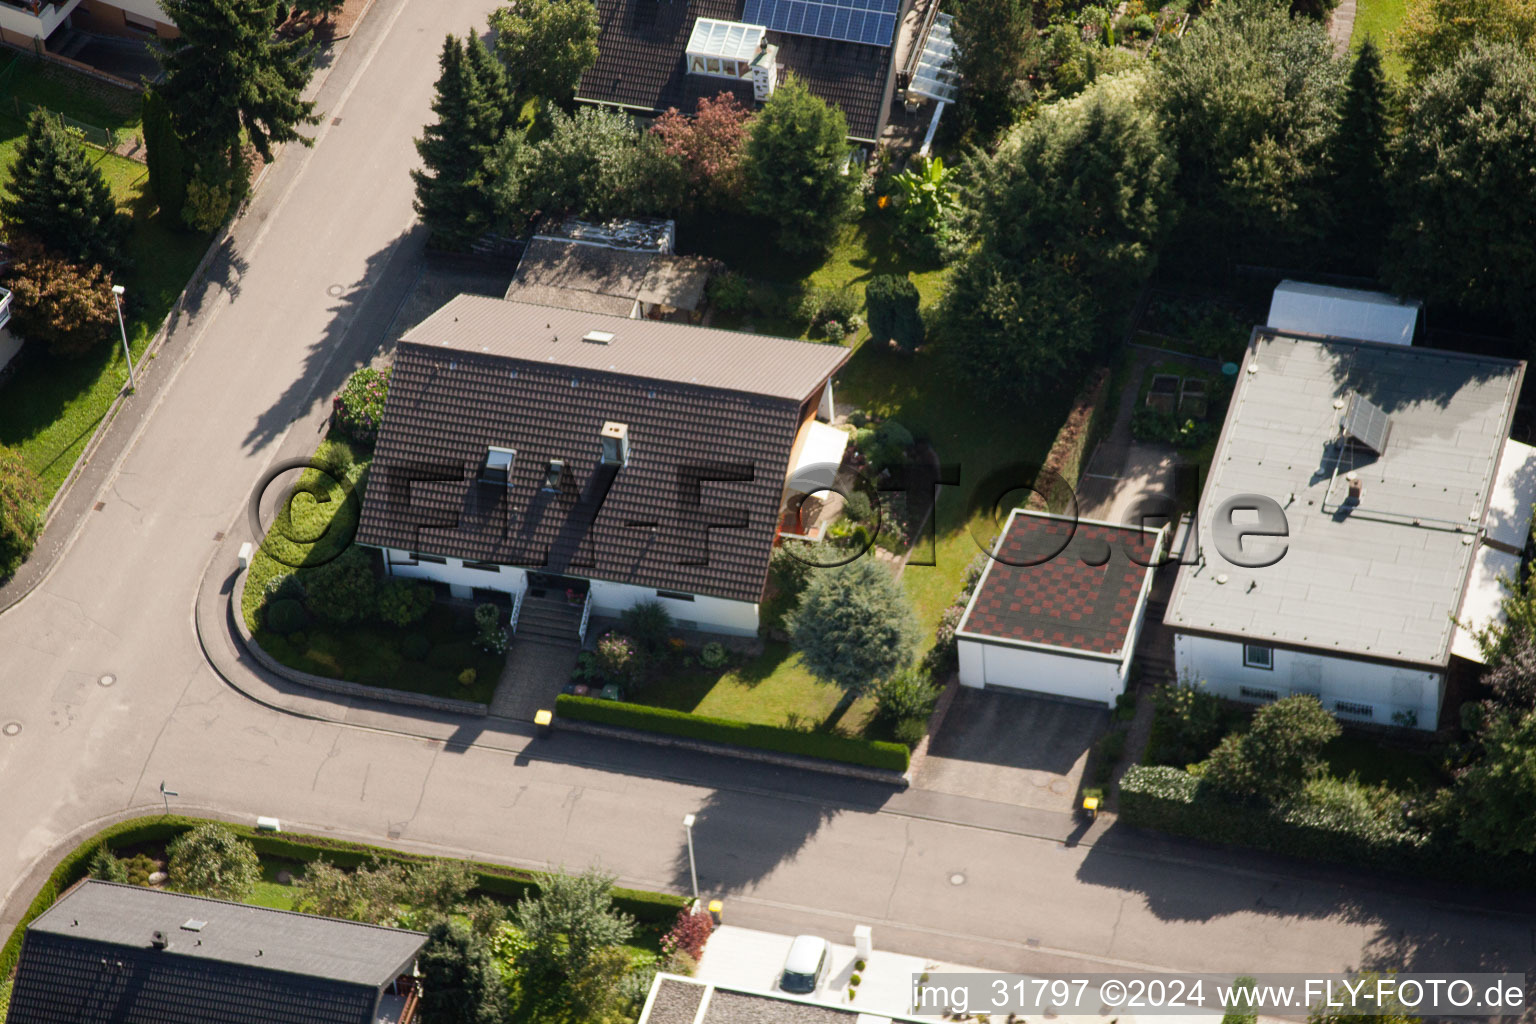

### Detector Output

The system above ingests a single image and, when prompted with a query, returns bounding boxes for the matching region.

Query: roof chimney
[1346,471,1363,503]
[150,931,169,950]
[600,422,629,466]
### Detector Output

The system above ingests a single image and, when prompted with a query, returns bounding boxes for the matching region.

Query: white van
[778,934,831,994]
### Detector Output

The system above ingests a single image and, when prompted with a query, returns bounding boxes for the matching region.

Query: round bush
[167,823,260,901]
[330,367,391,445]
[621,599,674,654]
[700,641,728,669]
[474,602,500,630]
[263,598,308,634]
[0,446,46,579]
[264,572,306,602]
[402,633,432,660]
[458,668,477,687]
[377,578,433,627]
[894,716,927,748]
[303,546,377,624]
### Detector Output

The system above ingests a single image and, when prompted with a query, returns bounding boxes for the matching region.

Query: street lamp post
[682,813,699,904]
[159,780,178,815]
[111,284,136,392]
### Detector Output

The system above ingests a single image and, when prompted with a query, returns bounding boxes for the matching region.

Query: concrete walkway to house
[1329,0,1357,54]
[489,640,578,720]
[1078,349,1178,525]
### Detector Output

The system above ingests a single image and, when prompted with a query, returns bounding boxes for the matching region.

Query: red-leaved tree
[650,92,753,210]
[660,907,715,961]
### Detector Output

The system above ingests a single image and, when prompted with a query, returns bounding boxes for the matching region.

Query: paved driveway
[913,688,1107,812]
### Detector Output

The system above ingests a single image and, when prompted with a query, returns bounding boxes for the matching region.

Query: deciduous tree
[513,868,635,988]
[789,558,919,694]
[1385,40,1536,334]
[743,76,856,255]
[1396,0,1536,81]
[2,240,118,358]
[951,0,1038,138]
[490,0,599,103]
[0,110,127,269]
[1450,708,1536,855]
[1201,695,1341,804]
[1152,0,1342,269]
[651,92,753,210]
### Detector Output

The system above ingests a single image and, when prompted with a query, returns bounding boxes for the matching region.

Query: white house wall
[0,0,81,41]
[1174,632,1442,730]
[957,638,1125,708]
[587,578,758,637]
[379,548,758,636]
[382,549,528,600]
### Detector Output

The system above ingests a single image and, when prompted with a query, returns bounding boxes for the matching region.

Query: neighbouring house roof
[506,238,714,315]
[575,0,891,141]
[6,880,425,1024]
[355,296,850,602]
[1267,280,1422,347]
[958,510,1163,658]
[1165,331,1525,668]
[1451,438,1536,662]
[639,975,924,1024]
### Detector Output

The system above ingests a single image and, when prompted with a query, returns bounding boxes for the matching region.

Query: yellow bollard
[708,899,724,925]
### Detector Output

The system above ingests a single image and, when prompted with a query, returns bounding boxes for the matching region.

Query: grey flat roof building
[1165,331,1524,667]
[8,880,426,1024]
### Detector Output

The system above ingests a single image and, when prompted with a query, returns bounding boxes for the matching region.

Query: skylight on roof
[686,18,766,61]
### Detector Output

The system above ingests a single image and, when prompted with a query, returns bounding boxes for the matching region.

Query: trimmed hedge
[1032,366,1112,512]
[557,694,910,772]
[1119,766,1536,885]
[1,815,688,982]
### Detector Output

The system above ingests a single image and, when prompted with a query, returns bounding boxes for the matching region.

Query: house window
[481,446,515,486]
[1335,700,1374,718]
[1239,686,1279,702]
[462,560,501,572]
[656,590,696,602]
[706,57,721,73]
[409,553,447,564]
[123,12,159,33]
[1242,644,1273,670]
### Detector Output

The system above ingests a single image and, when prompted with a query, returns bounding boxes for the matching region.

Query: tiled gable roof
[576,0,889,140]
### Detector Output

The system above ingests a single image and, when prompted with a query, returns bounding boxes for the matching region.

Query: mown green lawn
[1350,0,1408,79]
[0,57,209,500]
[637,641,877,733]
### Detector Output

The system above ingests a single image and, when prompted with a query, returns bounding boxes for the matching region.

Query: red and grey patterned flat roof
[959,512,1161,657]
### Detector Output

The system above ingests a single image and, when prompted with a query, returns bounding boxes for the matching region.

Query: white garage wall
[1174,633,1442,730]
[957,638,1125,708]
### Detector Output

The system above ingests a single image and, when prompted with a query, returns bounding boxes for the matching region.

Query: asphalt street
[0,0,1533,988]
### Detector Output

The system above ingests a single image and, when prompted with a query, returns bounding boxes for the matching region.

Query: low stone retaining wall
[231,566,490,716]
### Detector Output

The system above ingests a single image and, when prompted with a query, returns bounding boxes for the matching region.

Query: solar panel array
[1344,391,1393,454]
[741,0,899,47]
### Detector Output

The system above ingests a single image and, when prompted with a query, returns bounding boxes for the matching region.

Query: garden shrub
[706,271,754,314]
[167,823,261,901]
[473,602,507,654]
[0,447,46,579]
[924,603,966,672]
[620,600,674,654]
[88,844,128,884]
[557,695,911,771]
[761,542,816,633]
[797,285,860,332]
[331,367,392,446]
[377,578,433,627]
[699,641,728,669]
[1131,408,1214,449]
[264,572,306,602]
[661,908,715,960]
[458,668,478,687]
[303,545,377,624]
[842,490,873,523]
[594,632,639,686]
[1146,681,1227,767]
[865,274,925,351]
[871,666,941,732]
[123,853,157,886]
[264,598,308,635]
[402,633,432,660]
[1202,695,1340,803]
[894,716,927,748]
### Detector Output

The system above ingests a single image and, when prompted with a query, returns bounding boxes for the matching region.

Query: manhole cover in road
[98,674,117,687]
[2,722,20,736]
[327,284,344,297]
[949,873,965,886]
